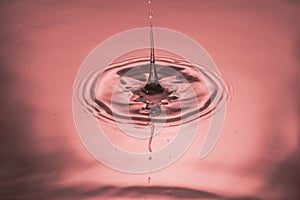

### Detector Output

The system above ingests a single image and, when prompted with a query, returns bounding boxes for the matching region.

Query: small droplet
[148,176,151,183]
[148,0,151,4]
[149,156,152,160]
[149,11,153,19]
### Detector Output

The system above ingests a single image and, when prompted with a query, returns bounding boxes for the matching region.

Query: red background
[0,0,299,199]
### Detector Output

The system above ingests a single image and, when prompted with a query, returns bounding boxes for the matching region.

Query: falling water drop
[149,11,153,19]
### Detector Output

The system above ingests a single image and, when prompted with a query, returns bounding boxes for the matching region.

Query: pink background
[0,0,299,199]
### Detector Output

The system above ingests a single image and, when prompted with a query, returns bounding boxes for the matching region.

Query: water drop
[149,11,153,19]
[148,0,154,26]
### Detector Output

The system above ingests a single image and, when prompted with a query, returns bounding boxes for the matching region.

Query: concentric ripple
[74,49,226,128]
